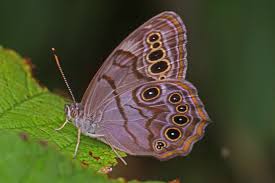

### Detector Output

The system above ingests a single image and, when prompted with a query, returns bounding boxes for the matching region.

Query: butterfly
[52,11,210,164]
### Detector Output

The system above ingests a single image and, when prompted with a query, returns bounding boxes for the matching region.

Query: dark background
[1,0,275,182]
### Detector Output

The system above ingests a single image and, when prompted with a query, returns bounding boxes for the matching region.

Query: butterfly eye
[153,140,167,152]
[176,104,188,113]
[141,86,161,101]
[71,110,78,118]
[172,115,189,126]
[147,49,166,62]
[164,127,182,141]
[168,92,182,104]
[147,32,161,43]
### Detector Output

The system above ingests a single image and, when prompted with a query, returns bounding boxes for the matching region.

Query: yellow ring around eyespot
[171,114,189,126]
[146,32,162,44]
[164,127,182,142]
[146,48,167,63]
[153,139,167,152]
[176,104,189,113]
[141,86,161,101]
[168,92,183,104]
[147,59,171,76]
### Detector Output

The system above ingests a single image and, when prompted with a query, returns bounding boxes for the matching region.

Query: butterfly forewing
[81,11,188,117]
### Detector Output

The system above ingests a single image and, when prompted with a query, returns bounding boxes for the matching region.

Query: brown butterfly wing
[79,11,210,159]
[81,11,188,117]
[94,80,210,159]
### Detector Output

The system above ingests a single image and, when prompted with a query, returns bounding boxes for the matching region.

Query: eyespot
[148,60,170,75]
[153,139,167,152]
[141,86,161,101]
[176,104,189,113]
[168,92,182,104]
[172,114,189,126]
[159,75,166,80]
[147,49,166,62]
[164,127,182,141]
[147,32,161,43]
[150,42,162,49]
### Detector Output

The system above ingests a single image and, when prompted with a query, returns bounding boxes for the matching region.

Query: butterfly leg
[85,133,105,138]
[103,137,127,165]
[73,128,81,158]
[55,118,69,131]
[109,142,127,165]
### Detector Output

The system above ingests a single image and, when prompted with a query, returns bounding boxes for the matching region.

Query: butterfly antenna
[51,48,76,103]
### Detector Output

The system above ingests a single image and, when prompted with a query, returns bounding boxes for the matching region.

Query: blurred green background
[1,0,275,182]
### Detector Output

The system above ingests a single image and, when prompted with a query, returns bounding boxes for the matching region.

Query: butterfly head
[65,103,83,122]
[64,103,97,134]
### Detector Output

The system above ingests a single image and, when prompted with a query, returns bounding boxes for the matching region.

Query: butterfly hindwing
[95,80,210,159]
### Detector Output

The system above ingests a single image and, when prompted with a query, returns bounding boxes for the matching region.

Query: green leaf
[0,47,166,183]
[0,131,122,183]
[0,131,166,183]
[0,46,125,171]
[129,181,166,183]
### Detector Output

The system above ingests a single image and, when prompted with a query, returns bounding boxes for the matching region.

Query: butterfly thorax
[65,103,98,134]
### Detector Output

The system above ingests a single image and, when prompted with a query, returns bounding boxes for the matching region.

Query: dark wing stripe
[102,74,138,144]
[126,104,150,119]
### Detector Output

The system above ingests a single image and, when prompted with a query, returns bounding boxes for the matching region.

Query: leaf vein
[0,91,47,118]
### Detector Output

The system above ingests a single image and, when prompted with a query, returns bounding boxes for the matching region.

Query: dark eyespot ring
[150,61,168,73]
[150,42,162,49]
[168,92,182,104]
[141,86,161,101]
[176,104,189,113]
[164,127,182,141]
[172,115,189,126]
[147,49,166,62]
[148,59,171,76]
[147,32,161,43]
[153,140,167,151]
[159,75,166,80]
